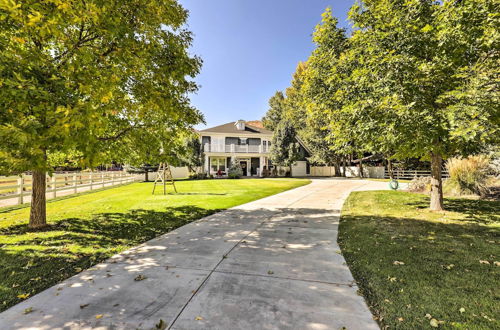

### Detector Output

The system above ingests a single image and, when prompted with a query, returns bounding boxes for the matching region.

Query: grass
[367,178,412,183]
[339,191,499,329]
[0,178,309,312]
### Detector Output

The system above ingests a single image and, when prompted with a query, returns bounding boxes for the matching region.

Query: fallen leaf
[155,319,167,330]
[95,314,103,319]
[23,307,33,314]
[459,307,465,314]
[80,304,89,309]
[425,314,432,319]
[267,270,274,275]
[393,261,405,266]
[17,293,30,300]
[195,316,203,321]
[398,317,404,322]
[494,261,500,267]
[430,318,439,327]
[479,260,490,265]
[134,274,146,281]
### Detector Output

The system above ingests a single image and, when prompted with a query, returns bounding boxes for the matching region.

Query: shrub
[408,176,431,192]
[228,160,243,179]
[445,155,490,196]
[188,172,207,180]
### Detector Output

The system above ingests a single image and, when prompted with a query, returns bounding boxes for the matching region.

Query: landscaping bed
[0,178,309,312]
[339,190,499,329]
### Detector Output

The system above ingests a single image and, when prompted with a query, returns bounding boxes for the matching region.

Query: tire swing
[389,178,399,190]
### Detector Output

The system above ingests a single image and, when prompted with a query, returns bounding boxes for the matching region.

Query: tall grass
[445,155,490,196]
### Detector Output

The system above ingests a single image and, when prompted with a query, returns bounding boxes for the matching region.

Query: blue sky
[178,0,355,129]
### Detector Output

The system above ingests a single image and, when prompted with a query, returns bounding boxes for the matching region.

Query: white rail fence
[0,171,137,206]
[385,169,449,180]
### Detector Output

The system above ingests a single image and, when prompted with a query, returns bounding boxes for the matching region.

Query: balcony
[204,143,270,153]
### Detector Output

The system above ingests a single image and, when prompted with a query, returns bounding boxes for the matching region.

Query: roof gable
[199,121,272,135]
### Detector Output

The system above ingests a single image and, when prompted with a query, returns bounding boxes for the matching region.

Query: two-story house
[199,120,313,177]
[199,120,273,177]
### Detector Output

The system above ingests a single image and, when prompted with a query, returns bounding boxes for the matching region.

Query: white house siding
[291,161,310,177]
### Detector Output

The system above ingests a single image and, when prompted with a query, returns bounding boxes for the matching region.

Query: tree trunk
[430,152,444,211]
[388,158,394,179]
[359,159,364,178]
[29,170,47,228]
[145,171,149,182]
[333,160,341,177]
[342,157,346,177]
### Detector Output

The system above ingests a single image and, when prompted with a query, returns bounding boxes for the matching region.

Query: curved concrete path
[0,179,385,330]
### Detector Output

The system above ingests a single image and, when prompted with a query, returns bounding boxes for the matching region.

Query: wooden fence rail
[384,169,450,180]
[0,171,137,206]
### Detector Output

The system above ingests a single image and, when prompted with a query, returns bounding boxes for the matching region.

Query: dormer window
[235,120,245,131]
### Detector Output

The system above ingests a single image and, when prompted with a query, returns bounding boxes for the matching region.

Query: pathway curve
[0,178,384,330]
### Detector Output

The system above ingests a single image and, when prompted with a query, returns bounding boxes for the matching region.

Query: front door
[240,161,247,176]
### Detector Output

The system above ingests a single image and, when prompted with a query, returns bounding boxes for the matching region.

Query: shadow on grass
[165,192,227,196]
[339,196,499,329]
[0,205,222,312]
[405,195,499,225]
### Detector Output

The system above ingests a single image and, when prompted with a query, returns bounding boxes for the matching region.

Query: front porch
[205,154,271,177]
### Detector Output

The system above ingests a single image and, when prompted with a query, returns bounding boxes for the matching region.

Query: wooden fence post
[51,175,57,199]
[17,175,24,205]
[73,174,77,193]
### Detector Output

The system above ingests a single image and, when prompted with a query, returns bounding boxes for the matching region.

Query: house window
[239,138,247,145]
[210,157,226,172]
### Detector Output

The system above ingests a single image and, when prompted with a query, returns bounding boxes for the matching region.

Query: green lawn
[339,191,499,329]
[367,178,412,183]
[0,178,309,311]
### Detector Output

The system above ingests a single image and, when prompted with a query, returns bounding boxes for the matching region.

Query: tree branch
[97,124,144,141]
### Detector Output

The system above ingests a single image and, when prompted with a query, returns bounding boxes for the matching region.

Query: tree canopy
[270,120,301,175]
[0,0,203,226]
[270,1,499,210]
[262,91,285,131]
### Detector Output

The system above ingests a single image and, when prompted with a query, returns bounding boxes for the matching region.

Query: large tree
[345,0,499,210]
[0,0,203,227]
[270,120,301,176]
[301,8,355,174]
[262,91,285,130]
[302,2,498,210]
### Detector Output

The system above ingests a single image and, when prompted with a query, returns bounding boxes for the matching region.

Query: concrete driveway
[0,178,385,330]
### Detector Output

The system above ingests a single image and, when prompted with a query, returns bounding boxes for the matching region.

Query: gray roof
[199,121,273,135]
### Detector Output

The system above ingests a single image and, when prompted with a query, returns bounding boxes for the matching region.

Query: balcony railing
[204,144,270,153]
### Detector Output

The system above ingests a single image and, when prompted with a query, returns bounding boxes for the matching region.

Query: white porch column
[204,154,209,173]
[259,156,265,177]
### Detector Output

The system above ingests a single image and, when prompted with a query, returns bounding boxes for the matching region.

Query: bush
[228,160,243,179]
[445,155,490,196]
[408,176,431,193]
[188,172,207,180]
